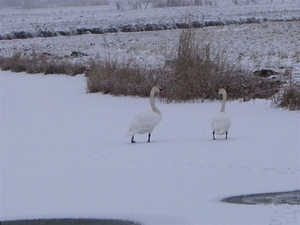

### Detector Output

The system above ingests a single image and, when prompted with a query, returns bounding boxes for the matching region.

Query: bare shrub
[276,86,300,110]
[0,51,85,76]
[0,53,23,71]
[86,57,167,96]
[162,28,251,101]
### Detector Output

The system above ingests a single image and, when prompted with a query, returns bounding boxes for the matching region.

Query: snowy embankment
[1,71,300,224]
[1,1,300,83]
[0,0,299,40]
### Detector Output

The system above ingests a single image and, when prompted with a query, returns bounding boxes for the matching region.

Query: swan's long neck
[220,92,227,112]
[150,89,161,115]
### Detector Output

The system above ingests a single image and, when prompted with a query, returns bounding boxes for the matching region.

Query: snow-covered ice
[1,1,300,224]
[1,71,299,224]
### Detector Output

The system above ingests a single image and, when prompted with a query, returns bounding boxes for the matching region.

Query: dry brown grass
[86,57,166,97]
[275,85,300,110]
[0,51,85,76]
[160,28,281,101]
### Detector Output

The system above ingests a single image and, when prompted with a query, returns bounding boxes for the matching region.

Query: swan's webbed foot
[147,133,151,143]
[225,132,228,139]
[131,136,136,143]
[213,131,216,140]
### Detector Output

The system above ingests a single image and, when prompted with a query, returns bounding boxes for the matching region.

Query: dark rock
[254,69,276,77]
[70,51,89,57]
[42,52,52,56]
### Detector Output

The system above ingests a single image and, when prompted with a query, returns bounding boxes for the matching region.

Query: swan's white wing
[211,112,231,135]
[127,111,162,137]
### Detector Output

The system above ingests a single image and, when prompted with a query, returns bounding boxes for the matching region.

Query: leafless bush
[275,86,300,110]
[0,51,85,76]
[162,28,252,101]
[86,57,167,96]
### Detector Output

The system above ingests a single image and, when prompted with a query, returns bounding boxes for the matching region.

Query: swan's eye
[159,88,162,92]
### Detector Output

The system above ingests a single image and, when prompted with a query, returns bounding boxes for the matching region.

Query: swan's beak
[159,88,163,95]
[215,92,222,99]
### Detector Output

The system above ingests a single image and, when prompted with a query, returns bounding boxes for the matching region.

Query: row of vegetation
[0,28,299,110]
[0,0,109,9]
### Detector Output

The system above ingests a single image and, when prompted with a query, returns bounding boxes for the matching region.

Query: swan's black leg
[131,136,136,143]
[147,133,151,142]
[226,132,228,139]
[213,131,216,140]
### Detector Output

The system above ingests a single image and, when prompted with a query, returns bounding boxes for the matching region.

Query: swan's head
[218,88,227,98]
[152,86,163,94]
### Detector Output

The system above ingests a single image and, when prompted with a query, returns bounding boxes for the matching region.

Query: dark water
[1,219,141,225]
[222,190,300,205]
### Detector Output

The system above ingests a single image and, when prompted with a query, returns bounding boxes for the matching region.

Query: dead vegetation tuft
[275,86,300,110]
[0,50,85,76]
[86,58,165,97]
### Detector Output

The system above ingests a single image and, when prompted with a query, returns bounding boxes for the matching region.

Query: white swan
[211,88,231,140]
[127,86,162,143]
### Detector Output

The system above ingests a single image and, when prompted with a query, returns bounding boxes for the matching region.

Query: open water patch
[1,218,141,225]
[221,190,300,205]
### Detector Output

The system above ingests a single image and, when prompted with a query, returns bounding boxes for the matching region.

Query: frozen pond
[222,190,300,205]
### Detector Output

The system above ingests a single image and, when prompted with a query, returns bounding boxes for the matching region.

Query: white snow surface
[0,0,299,35]
[1,71,300,224]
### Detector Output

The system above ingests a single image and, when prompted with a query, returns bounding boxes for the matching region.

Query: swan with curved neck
[211,88,231,140]
[127,86,162,143]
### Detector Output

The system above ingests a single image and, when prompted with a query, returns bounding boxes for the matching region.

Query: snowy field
[1,0,299,35]
[1,71,300,224]
[1,0,300,224]
[0,0,300,82]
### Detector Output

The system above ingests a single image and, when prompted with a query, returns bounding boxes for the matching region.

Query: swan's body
[127,86,162,143]
[211,88,231,140]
